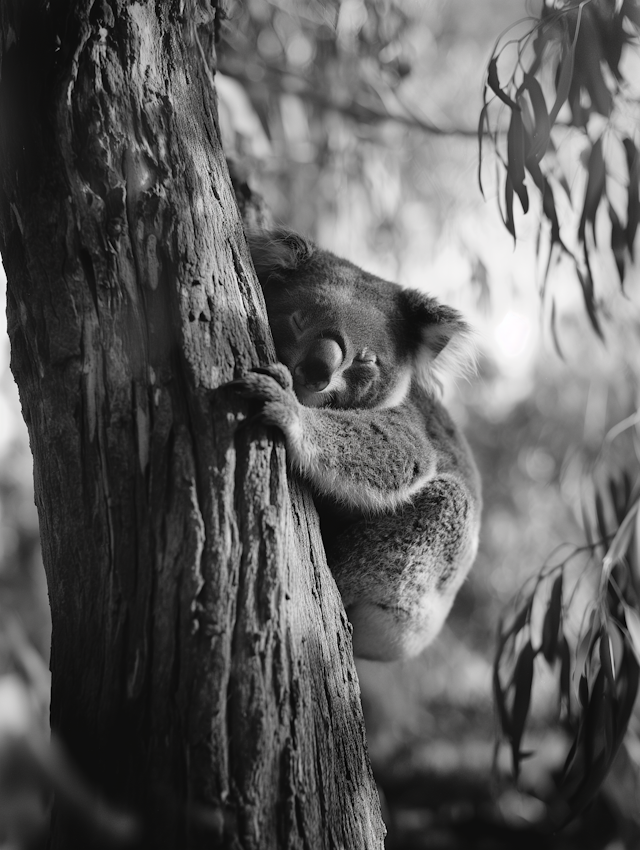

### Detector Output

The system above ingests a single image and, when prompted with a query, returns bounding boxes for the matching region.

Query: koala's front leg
[229,362,310,455]
[231,365,436,513]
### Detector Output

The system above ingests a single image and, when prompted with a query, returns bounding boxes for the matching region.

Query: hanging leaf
[507,110,529,214]
[541,574,563,663]
[510,641,536,777]
[578,137,606,245]
[517,91,535,140]
[608,203,626,286]
[487,57,518,109]
[549,43,575,124]
[550,298,564,360]
[525,155,561,245]
[559,635,571,715]
[524,73,550,161]
[623,137,639,258]
[477,101,489,198]
[505,173,516,240]
[542,179,561,244]
[575,613,597,682]
[576,264,603,339]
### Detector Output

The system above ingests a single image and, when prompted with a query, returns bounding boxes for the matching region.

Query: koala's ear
[400,288,476,390]
[246,228,315,285]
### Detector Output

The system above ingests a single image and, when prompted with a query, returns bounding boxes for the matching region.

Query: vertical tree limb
[0,1,384,846]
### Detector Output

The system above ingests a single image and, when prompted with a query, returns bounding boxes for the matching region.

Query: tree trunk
[0,2,385,847]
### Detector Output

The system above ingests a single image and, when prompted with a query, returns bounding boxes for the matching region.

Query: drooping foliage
[482,4,640,824]
[495,473,640,825]
[480,0,640,339]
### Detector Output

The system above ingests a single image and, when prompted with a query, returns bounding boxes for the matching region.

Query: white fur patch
[379,367,412,409]
[296,463,433,514]
[284,418,319,470]
[414,325,478,393]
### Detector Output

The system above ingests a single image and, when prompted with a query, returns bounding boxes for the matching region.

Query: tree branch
[219,60,482,138]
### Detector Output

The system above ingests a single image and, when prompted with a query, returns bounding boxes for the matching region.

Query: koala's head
[248,229,474,410]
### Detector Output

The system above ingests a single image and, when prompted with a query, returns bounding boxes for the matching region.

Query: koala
[234,229,481,662]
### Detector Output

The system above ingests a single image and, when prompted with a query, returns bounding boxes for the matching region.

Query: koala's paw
[229,363,293,400]
[229,364,301,442]
[251,362,293,391]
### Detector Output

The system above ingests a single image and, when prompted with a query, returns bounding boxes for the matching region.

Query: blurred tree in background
[2,0,640,847]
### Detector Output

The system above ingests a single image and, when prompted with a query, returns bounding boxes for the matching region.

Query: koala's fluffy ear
[247,228,315,285]
[401,288,476,390]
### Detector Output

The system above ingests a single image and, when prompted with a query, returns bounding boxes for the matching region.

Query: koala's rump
[323,476,480,660]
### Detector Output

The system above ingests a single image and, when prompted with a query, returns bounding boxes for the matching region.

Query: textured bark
[0,2,385,847]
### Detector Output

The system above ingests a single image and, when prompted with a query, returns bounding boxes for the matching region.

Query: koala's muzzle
[294,337,343,392]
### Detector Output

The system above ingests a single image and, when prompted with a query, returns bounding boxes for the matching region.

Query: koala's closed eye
[354,350,377,364]
[244,228,481,662]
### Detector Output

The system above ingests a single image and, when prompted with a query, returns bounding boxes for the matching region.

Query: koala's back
[321,385,481,661]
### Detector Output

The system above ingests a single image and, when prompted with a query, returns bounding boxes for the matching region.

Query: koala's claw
[228,364,296,410]
[251,362,293,390]
[226,363,293,396]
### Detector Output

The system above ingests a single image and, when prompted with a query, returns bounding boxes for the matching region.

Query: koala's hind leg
[324,477,479,662]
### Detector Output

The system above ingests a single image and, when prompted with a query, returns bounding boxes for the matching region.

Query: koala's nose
[294,337,343,392]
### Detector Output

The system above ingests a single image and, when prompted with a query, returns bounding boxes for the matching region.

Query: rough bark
[0,1,385,847]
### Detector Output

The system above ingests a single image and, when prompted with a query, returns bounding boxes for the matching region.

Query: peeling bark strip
[0,2,385,847]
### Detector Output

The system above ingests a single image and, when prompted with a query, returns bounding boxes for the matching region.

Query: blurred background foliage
[2,0,640,847]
